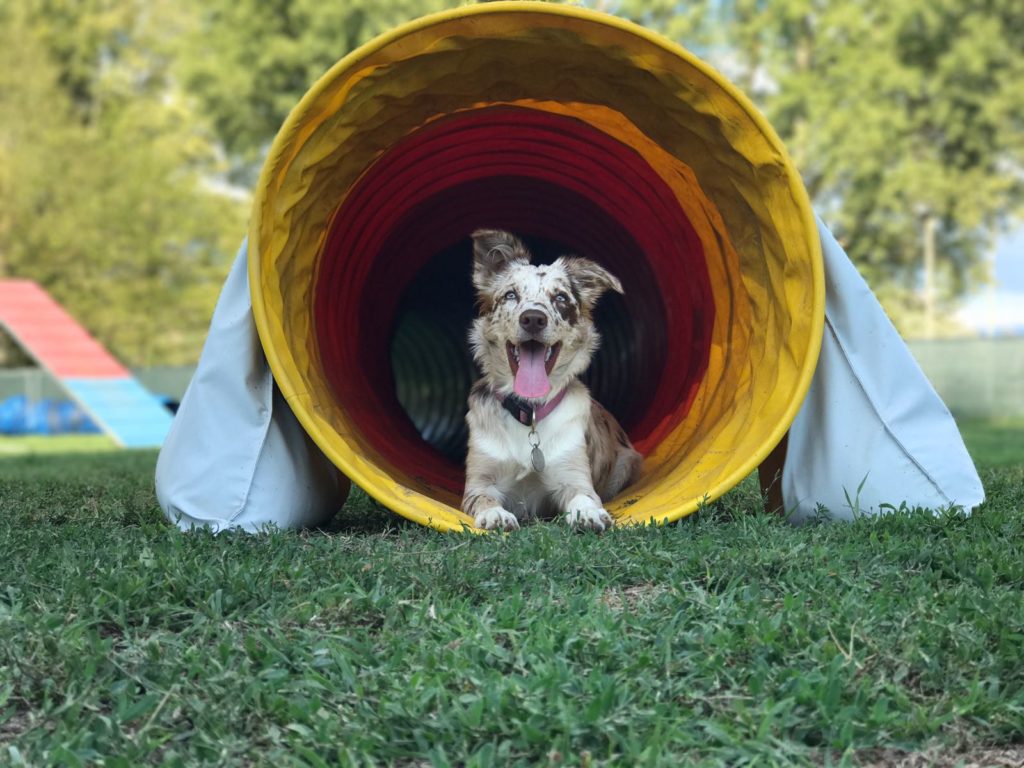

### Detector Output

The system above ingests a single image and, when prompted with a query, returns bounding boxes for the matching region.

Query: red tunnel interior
[315,107,715,495]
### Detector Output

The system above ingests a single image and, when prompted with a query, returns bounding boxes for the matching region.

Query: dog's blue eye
[555,293,569,303]
[504,291,518,302]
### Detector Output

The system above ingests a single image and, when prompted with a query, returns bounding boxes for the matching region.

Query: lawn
[0,421,1022,766]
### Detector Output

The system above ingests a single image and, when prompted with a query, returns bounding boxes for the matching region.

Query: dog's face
[469,229,623,400]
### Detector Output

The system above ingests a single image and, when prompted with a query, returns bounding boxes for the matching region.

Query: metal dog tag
[528,415,545,472]
[531,444,546,473]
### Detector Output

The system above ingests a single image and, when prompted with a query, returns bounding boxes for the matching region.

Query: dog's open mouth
[506,340,561,399]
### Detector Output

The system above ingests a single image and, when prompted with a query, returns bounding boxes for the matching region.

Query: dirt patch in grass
[0,707,34,745]
[854,744,1024,767]
[600,583,667,611]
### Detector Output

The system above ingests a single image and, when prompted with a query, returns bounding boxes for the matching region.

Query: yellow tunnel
[249,2,825,532]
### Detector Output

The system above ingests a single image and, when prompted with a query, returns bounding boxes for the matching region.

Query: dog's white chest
[472,392,589,473]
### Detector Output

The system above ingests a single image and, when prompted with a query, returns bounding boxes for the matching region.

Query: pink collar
[498,388,568,426]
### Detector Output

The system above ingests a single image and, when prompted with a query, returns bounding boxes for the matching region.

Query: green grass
[0,435,117,456]
[1,422,1022,766]
[957,417,1024,468]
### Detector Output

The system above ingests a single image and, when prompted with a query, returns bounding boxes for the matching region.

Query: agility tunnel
[249,2,825,531]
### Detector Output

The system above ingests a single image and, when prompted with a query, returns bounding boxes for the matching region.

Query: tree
[176,0,481,183]
[0,2,246,366]
[608,0,1024,336]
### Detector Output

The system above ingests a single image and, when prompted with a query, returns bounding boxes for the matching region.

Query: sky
[956,226,1024,334]
[993,227,1024,291]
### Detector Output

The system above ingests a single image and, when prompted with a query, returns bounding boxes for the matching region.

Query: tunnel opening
[389,230,666,465]
[314,108,715,498]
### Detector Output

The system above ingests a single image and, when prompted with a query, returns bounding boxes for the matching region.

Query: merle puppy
[462,229,642,531]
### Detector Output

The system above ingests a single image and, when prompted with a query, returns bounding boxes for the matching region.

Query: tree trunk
[922,214,938,339]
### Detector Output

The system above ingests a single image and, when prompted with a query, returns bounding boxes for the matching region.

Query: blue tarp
[0,395,102,435]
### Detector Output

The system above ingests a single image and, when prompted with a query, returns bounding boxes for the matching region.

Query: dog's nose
[519,309,548,333]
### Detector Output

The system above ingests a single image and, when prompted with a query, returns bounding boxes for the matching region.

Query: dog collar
[499,389,567,426]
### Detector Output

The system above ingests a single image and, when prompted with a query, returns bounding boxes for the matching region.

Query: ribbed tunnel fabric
[314,107,714,494]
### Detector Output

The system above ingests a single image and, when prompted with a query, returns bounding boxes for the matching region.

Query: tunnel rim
[249,0,825,531]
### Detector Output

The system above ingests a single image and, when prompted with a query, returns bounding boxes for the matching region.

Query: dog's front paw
[564,496,613,532]
[475,506,520,531]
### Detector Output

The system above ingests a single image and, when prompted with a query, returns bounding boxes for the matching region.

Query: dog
[462,229,642,531]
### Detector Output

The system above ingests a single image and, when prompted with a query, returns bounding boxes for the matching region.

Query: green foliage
[177,0,483,182]
[595,0,708,45]
[0,425,1023,765]
[0,2,246,366]
[1,0,1021,367]
[610,0,1024,335]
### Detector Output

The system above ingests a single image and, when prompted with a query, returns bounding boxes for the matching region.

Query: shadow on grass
[322,486,419,535]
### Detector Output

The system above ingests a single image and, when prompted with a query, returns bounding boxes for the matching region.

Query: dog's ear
[471,229,530,292]
[560,256,624,307]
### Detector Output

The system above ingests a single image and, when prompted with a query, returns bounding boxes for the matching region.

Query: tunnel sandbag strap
[155,240,349,533]
[782,220,985,523]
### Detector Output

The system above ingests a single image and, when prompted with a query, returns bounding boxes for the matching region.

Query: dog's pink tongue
[514,344,551,399]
